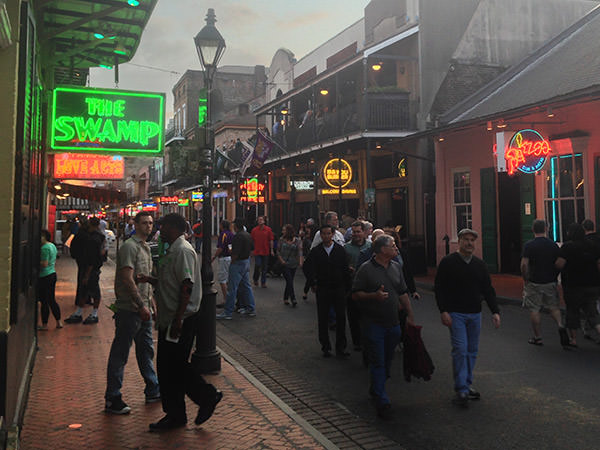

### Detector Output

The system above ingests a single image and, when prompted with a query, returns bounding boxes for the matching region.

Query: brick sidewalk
[19,256,325,449]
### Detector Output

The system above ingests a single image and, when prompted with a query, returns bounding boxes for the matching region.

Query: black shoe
[322,350,332,358]
[83,314,99,325]
[105,397,131,415]
[149,415,187,432]
[195,390,223,425]
[328,322,337,330]
[64,314,82,324]
[376,403,392,419]
[559,327,570,347]
[468,388,481,400]
[336,350,351,359]
[216,303,225,308]
[291,300,297,307]
[452,392,469,408]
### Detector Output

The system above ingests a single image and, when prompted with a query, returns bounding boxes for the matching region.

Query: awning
[37,0,158,86]
[49,182,126,204]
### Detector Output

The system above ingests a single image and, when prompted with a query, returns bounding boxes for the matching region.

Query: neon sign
[142,203,157,211]
[178,198,189,207]
[505,129,550,175]
[321,188,358,195]
[191,191,204,202]
[53,153,124,180]
[323,158,352,188]
[239,178,266,203]
[160,196,178,205]
[50,86,165,156]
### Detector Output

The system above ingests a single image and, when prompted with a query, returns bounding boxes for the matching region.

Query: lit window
[452,169,472,238]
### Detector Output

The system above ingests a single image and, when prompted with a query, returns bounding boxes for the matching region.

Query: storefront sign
[50,86,165,155]
[178,198,189,207]
[323,158,352,189]
[290,179,314,191]
[505,129,551,176]
[142,202,157,211]
[191,191,204,202]
[53,153,124,180]
[321,188,358,195]
[239,177,266,203]
[397,158,407,178]
[160,196,178,205]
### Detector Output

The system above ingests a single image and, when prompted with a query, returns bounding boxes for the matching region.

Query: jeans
[449,312,481,393]
[194,237,202,252]
[157,314,216,420]
[253,254,269,285]
[38,273,61,324]
[225,259,255,316]
[316,286,347,352]
[366,323,402,406]
[105,310,160,400]
[282,267,297,301]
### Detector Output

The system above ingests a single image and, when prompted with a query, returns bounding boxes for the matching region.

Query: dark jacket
[402,324,434,382]
[303,242,351,291]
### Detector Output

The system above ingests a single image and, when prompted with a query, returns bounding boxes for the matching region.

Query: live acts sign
[53,153,124,180]
[505,129,550,176]
[50,86,165,156]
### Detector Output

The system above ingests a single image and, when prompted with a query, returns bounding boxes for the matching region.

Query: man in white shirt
[311,211,345,249]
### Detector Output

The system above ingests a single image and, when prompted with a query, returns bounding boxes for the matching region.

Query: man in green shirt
[38,230,62,330]
[105,211,160,415]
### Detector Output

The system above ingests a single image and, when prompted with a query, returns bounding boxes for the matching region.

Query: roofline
[441,4,600,124]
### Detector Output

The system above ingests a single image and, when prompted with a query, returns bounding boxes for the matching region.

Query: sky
[89,0,369,119]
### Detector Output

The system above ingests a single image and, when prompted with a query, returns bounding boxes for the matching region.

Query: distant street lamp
[191,8,226,374]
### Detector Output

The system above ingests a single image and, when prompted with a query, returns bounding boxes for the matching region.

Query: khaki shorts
[522,281,559,312]
[217,257,231,284]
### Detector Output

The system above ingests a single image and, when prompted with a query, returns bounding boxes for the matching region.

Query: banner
[240,131,274,175]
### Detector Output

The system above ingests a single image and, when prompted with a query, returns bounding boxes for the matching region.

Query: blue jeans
[194,237,202,252]
[366,323,402,406]
[253,254,269,285]
[449,312,481,393]
[105,310,160,400]
[225,259,255,316]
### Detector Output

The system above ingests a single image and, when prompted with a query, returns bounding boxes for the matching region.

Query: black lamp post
[191,7,225,374]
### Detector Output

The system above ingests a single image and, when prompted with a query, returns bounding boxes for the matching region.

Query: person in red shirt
[250,216,274,288]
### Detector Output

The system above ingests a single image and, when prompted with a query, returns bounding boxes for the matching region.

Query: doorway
[498,173,522,273]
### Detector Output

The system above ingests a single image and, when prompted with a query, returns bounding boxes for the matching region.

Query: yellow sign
[323,158,352,189]
[321,188,358,195]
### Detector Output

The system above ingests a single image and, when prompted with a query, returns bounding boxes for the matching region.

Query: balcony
[275,92,413,153]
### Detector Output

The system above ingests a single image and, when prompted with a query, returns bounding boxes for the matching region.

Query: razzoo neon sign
[239,178,266,203]
[502,129,551,176]
[50,86,165,155]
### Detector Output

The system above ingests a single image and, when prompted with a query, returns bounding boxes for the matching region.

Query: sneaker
[105,397,131,415]
[195,390,223,425]
[216,312,232,320]
[236,307,246,314]
[468,388,481,400]
[149,415,186,431]
[145,393,161,404]
[452,392,469,408]
[56,320,64,329]
[37,324,49,331]
[64,314,82,324]
[83,314,99,324]
[240,309,256,317]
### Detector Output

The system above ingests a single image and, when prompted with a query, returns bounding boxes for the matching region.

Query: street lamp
[191,7,225,374]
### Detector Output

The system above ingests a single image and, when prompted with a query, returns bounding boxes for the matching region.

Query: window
[545,154,584,242]
[452,170,472,238]
[182,104,187,131]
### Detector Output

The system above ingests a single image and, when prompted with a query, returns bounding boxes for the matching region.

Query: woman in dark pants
[39,229,63,330]
[301,224,313,301]
[278,224,303,307]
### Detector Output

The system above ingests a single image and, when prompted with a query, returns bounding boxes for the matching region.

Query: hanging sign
[191,191,204,202]
[239,177,266,203]
[142,202,157,211]
[504,129,551,176]
[323,158,352,188]
[50,86,165,156]
[178,198,190,207]
[53,153,124,180]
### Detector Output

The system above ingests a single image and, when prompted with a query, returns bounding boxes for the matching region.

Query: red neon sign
[505,129,550,176]
[239,178,266,203]
[160,196,179,205]
[53,153,125,180]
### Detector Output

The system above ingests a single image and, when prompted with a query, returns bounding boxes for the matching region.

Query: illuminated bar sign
[321,188,358,195]
[323,158,352,188]
[160,196,178,205]
[53,153,125,180]
[178,198,189,207]
[142,202,157,211]
[505,129,551,176]
[239,177,265,203]
[191,191,204,202]
[50,86,165,155]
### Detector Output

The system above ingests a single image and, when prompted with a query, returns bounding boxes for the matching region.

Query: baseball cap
[457,228,478,239]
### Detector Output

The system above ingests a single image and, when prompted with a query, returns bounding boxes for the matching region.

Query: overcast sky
[90,0,368,119]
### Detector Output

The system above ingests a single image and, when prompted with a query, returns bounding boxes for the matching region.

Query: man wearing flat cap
[434,228,501,408]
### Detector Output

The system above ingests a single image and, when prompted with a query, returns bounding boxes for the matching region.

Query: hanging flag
[239,140,254,176]
[249,130,275,171]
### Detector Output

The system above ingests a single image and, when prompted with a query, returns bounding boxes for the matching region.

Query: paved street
[217,265,600,450]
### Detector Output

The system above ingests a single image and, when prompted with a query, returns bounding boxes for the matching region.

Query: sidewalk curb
[219,347,338,450]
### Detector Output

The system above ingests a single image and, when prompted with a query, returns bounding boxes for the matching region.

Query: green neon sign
[50,86,165,156]
[198,88,207,127]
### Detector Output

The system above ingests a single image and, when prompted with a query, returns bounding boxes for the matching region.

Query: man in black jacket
[304,224,352,357]
[434,228,500,408]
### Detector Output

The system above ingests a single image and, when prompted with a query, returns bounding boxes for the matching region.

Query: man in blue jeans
[105,211,160,415]
[352,234,415,419]
[434,228,501,408]
[217,218,256,320]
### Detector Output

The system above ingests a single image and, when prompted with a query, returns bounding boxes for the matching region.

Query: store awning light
[371,63,382,71]
[320,89,329,96]
[546,107,555,118]
[486,121,493,131]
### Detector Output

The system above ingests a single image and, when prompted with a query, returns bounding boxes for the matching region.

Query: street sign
[50,86,165,156]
